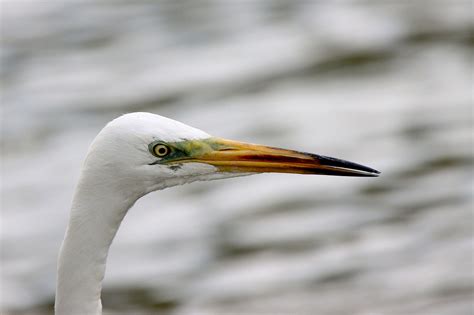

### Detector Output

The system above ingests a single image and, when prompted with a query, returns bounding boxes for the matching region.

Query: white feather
[55,113,237,315]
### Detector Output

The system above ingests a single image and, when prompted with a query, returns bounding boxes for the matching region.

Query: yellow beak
[177,138,380,177]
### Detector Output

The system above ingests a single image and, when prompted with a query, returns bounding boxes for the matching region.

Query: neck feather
[55,171,140,315]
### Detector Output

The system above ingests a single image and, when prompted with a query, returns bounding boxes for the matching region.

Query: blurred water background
[1,1,473,314]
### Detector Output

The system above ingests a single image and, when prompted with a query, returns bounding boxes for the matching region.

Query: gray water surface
[1,1,473,315]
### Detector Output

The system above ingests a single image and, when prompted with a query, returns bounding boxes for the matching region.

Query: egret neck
[55,160,145,315]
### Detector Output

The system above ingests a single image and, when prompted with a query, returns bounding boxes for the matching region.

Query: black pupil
[158,146,167,155]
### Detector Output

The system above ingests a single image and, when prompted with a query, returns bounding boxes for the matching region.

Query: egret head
[58,112,380,315]
[84,112,379,195]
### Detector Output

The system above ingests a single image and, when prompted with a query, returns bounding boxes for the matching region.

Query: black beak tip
[364,168,381,177]
[359,164,381,177]
[312,153,381,177]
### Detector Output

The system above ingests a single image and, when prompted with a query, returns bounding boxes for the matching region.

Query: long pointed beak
[183,138,380,177]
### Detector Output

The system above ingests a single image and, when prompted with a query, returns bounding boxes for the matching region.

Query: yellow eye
[153,144,170,157]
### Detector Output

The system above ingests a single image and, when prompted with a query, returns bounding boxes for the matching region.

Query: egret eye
[152,144,171,157]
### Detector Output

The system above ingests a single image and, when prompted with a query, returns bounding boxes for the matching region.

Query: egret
[55,112,379,315]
